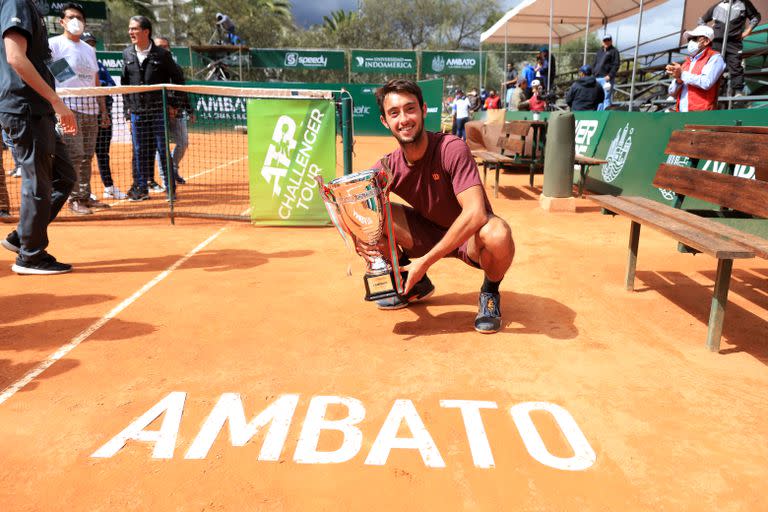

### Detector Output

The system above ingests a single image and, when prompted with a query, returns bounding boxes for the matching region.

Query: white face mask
[66,18,84,36]
[687,40,701,55]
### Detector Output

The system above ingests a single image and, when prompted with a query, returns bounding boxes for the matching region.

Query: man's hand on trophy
[400,256,429,294]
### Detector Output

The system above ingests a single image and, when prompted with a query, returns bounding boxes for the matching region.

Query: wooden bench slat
[620,196,768,259]
[684,124,768,135]
[652,164,768,218]
[589,195,756,259]
[574,154,607,165]
[665,130,768,170]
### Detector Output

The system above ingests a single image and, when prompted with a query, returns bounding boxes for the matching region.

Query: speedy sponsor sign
[351,50,416,74]
[247,99,336,225]
[421,51,482,75]
[251,49,345,70]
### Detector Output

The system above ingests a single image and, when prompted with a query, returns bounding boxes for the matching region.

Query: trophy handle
[315,175,355,243]
[377,157,394,194]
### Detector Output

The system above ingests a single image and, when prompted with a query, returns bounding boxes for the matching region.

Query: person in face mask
[48,2,110,214]
[666,25,726,112]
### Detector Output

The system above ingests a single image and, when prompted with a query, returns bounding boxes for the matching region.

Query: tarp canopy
[481,0,667,45]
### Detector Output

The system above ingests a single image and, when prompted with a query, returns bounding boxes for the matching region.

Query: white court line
[187,155,247,180]
[105,156,247,209]
[0,227,228,406]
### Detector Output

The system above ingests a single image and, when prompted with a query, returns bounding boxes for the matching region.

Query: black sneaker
[128,187,150,202]
[376,274,435,310]
[475,291,501,334]
[0,209,10,218]
[2,230,20,254]
[175,176,186,185]
[12,252,72,275]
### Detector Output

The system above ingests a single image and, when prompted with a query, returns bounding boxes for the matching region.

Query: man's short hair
[375,79,424,117]
[130,15,153,38]
[60,2,86,21]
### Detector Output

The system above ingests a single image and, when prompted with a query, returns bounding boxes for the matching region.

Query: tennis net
[0,84,343,223]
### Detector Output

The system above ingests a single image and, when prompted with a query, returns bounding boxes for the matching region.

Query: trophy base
[363,271,401,302]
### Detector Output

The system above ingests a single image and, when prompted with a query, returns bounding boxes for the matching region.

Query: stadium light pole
[628,0,645,112]
[583,0,592,67]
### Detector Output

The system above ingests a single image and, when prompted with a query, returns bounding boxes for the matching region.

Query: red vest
[675,46,721,112]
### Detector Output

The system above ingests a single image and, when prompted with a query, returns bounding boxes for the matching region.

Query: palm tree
[323,9,358,32]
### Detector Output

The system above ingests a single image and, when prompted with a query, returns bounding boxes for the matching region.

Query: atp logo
[261,116,298,196]
[284,52,298,67]
[602,123,634,183]
[431,56,445,73]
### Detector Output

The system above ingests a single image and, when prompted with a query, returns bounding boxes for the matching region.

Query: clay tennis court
[1,135,766,511]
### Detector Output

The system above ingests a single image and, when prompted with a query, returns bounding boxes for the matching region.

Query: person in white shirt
[666,25,726,112]
[452,90,472,141]
[48,2,109,214]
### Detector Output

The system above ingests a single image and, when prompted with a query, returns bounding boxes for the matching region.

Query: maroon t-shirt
[373,132,493,229]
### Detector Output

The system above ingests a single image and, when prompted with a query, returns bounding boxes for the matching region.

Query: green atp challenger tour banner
[248,99,336,225]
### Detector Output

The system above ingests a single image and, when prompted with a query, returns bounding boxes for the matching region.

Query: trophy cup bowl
[317,169,402,301]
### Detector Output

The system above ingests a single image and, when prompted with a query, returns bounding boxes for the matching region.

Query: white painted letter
[365,399,445,468]
[440,400,498,468]
[184,393,299,460]
[91,391,186,459]
[510,402,596,471]
[293,395,365,464]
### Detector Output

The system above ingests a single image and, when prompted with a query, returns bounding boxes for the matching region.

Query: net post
[161,87,175,224]
[341,91,353,176]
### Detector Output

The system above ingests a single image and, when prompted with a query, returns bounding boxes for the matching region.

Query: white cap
[531,79,541,87]
[684,25,714,41]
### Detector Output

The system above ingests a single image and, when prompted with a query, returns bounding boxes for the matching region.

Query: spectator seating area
[589,125,768,351]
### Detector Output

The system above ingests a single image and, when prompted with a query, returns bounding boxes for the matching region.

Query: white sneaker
[103,186,128,199]
[11,167,21,178]
[90,193,97,201]
[148,182,166,194]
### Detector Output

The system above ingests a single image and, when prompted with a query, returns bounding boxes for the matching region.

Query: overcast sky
[291,0,686,53]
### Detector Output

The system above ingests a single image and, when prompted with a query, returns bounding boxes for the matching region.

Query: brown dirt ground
[0,135,766,511]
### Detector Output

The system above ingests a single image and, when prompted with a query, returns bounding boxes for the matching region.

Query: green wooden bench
[589,124,768,351]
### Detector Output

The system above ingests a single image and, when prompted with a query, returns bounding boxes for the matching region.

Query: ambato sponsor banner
[252,49,345,70]
[421,51,481,75]
[248,99,336,225]
[351,50,416,74]
[38,0,106,18]
[96,51,123,75]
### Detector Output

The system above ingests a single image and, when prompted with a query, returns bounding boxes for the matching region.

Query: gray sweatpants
[64,111,99,201]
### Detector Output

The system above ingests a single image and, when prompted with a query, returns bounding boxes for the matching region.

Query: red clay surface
[0,136,767,511]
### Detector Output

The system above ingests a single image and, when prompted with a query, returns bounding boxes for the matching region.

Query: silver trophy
[316,165,403,301]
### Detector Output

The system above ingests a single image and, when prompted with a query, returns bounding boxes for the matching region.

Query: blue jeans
[156,115,188,185]
[131,112,169,191]
[596,77,612,111]
[455,117,469,140]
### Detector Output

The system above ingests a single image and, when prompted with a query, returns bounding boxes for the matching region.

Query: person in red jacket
[666,25,725,112]
[484,90,501,110]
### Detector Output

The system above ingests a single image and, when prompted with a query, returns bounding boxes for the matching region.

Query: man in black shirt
[566,65,605,111]
[1,0,77,274]
[121,16,184,201]
[699,0,762,94]
[593,35,620,110]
